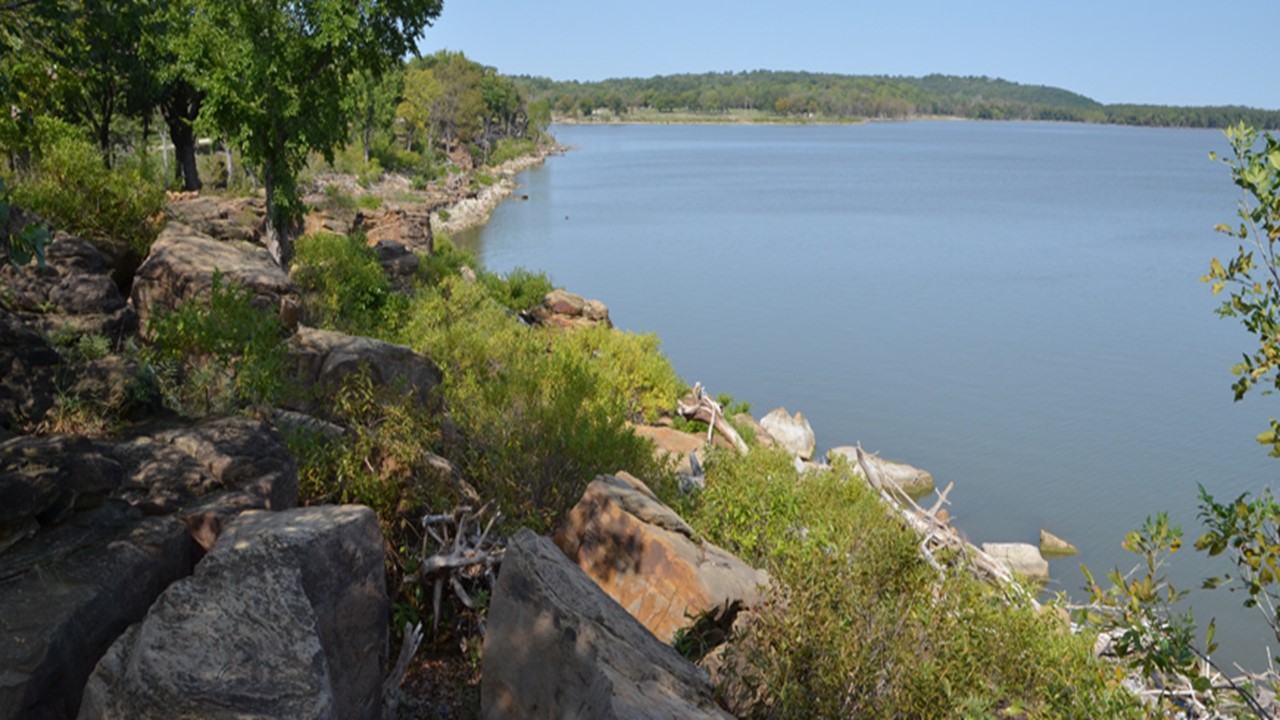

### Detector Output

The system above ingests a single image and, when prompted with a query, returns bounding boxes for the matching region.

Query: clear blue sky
[417,0,1277,109]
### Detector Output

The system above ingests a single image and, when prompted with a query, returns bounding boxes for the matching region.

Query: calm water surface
[458,121,1278,667]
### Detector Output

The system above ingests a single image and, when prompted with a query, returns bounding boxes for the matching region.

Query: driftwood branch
[677,382,750,455]
[854,445,1037,607]
[381,621,424,716]
[405,503,505,634]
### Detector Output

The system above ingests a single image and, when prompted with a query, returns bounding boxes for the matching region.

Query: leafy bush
[145,274,288,415]
[674,449,1146,719]
[417,234,476,286]
[319,184,358,216]
[293,232,407,336]
[477,266,552,312]
[550,326,687,423]
[356,193,382,211]
[488,137,535,167]
[396,277,669,531]
[10,128,164,257]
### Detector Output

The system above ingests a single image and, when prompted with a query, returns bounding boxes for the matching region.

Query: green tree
[350,68,403,166]
[179,0,443,269]
[397,66,443,153]
[1203,123,1280,455]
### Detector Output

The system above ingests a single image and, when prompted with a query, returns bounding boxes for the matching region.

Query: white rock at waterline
[981,542,1050,582]
[759,408,816,460]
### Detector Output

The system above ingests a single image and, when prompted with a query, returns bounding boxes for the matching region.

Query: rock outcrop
[372,240,420,292]
[631,424,708,476]
[0,310,62,432]
[80,506,387,720]
[524,289,611,330]
[555,472,769,645]
[482,528,732,720]
[0,235,138,343]
[354,206,433,255]
[166,195,265,244]
[759,407,816,460]
[827,446,936,498]
[130,221,298,331]
[981,542,1050,582]
[285,325,442,413]
[0,417,298,720]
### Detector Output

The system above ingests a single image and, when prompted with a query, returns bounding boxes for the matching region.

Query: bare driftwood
[404,502,505,634]
[677,382,750,455]
[854,445,1037,607]
[381,621,424,715]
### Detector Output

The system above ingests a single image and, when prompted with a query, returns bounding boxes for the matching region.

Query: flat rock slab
[631,425,708,475]
[482,528,732,720]
[555,472,769,645]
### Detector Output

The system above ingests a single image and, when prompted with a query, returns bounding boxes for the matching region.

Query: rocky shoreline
[430,143,567,236]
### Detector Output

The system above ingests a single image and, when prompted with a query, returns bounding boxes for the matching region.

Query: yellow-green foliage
[675,449,1147,719]
[10,123,165,257]
[396,276,669,531]
[487,137,535,167]
[293,232,407,335]
[551,325,687,423]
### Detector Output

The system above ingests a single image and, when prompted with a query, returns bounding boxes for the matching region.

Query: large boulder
[524,289,611,330]
[0,504,193,720]
[286,325,442,413]
[981,542,1050,583]
[81,505,387,720]
[827,446,936,498]
[482,528,732,720]
[129,221,298,332]
[759,407,816,460]
[555,472,769,645]
[0,418,299,719]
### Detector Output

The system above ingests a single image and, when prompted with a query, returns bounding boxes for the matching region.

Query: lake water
[456,121,1279,668]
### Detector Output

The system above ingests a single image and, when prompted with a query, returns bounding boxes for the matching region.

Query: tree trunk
[161,81,203,191]
[223,140,233,187]
[159,123,170,181]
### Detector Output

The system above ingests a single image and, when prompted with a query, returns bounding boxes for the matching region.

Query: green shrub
[396,277,669,532]
[488,137,535,167]
[477,266,553,312]
[551,326,687,423]
[293,232,406,336]
[674,449,1146,719]
[10,128,164,257]
[357,158,383,188]
[417,234,476,286]
[145,273,288,416]
[319,184,357,216]
[356,194,382,211]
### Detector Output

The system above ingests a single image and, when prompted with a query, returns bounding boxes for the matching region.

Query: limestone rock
[982,542,1050,582]
[759,407,816,460]
[1039,529,1079,556]
[525,289,611,329]
[130,221,297,331]
[555,472,769,644]
[286,325,442,413]
[482,528,732,720]
[827,446,936,498]
[0,435,123,538]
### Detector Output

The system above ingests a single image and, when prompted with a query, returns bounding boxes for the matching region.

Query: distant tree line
[515,71,1280,129]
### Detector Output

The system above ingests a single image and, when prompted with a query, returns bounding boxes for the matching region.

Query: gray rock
[0,309,62,431]
[982,542,1050,582]
[286,325,442,414]
[79,555,336,720]
[166,196,265,244]
[130,221,297,332]
[827,446,936,498]
[0,504,193,720]
[80,505,384,720]
[0,435,123,534]
[482,528,732,720]
[0,235,137,344]
[759,407,816,460]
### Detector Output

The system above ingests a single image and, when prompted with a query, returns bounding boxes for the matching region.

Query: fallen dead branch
[403,502,505,634]
[677,382,750,455]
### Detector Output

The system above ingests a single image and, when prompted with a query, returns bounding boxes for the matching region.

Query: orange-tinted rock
[526,289,611,330]
[631,425,706,475]
[555,472,768,644]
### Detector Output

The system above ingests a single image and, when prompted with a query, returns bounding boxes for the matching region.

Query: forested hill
[514,71,1280,128]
